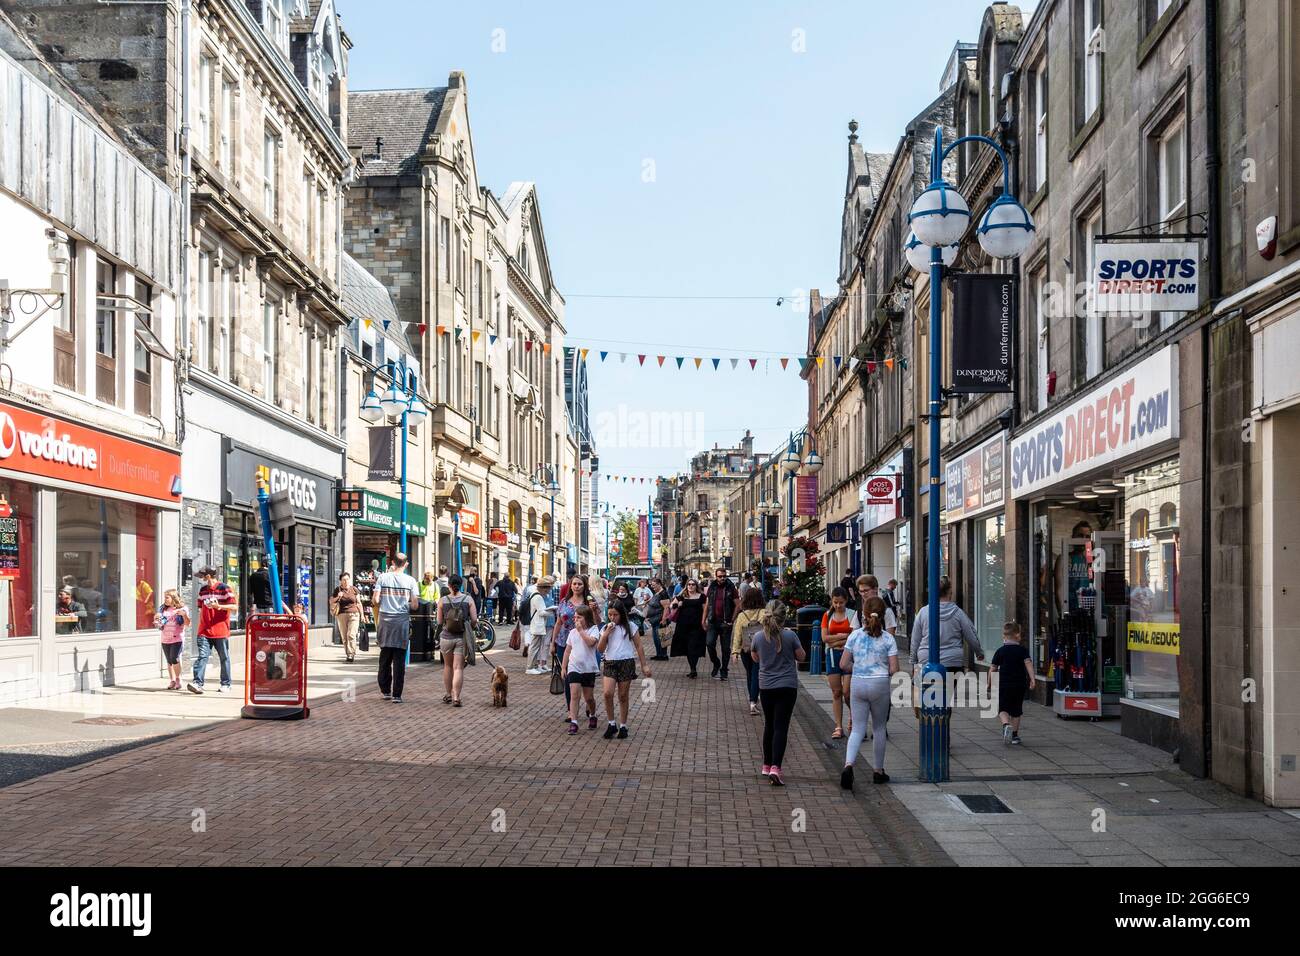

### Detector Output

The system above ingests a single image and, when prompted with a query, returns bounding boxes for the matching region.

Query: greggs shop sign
[1009,346,1177,499]
[0,400,180,504]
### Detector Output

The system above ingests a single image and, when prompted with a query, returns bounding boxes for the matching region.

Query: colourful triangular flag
[489,334,498,346]
[885,358,895,371]
[833,356,842,370]
[693,357,703,369]
[524,339,533,352]
[637,354,646,365]
[436,325,448,336]
[600,351,609,361]
[675,357,685,369]
[418,323,427,335]
[657,356,666,367]
[363,318,372,329]
[620,353,628,363]
[580,348,589,361]
[749,358,757,370]
[867,361,877,373]
[472,330,481,342]
[780,358,789,370]
[542,342,551,354]
[797,358,808,370]
[815,356,825,368]
[454,327,462,341]
[711,358,720,370]
[901,358,909,370]
[730,358,739,369]
[382,319,391,330]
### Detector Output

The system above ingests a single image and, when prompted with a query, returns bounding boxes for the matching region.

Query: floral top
[842,628,898,680]
[555,598,586,649]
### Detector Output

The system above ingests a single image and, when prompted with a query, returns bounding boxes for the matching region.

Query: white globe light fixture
[976,192,1036,259]
[405,398,429,423]
[359,389,384,424]
[904,232,958,273]
[908,180,971,248]
[781,448,801,475]
[379,380,408,417]
[803,451,824,474]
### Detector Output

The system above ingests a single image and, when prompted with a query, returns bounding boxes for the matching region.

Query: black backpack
[519,592,538,626]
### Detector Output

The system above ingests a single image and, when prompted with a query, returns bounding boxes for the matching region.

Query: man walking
[188,568,237,695]
[465,564,486,614]
[248,561,274,613]
[702,566,739,680]
[496,574,517,624]
[372,552,420,703]
[909,575,983,677]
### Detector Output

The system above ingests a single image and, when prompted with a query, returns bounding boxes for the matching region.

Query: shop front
[859,448,912,623]
[943,431,1008,660]
[1007,345,1180,747]
[350,488,429,577]
[222,440,338,631]
[0,399,182,700]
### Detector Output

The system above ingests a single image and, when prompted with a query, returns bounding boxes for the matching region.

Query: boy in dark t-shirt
[989,621,1035,745]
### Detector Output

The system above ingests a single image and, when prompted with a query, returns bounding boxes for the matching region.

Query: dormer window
[264,0,287,53]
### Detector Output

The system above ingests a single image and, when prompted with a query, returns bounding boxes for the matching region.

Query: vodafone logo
[0,412,97,470]
[0,414,17,459]
[866,477,894,498]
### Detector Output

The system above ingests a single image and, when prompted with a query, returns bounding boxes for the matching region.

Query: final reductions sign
[950,273,1016,393]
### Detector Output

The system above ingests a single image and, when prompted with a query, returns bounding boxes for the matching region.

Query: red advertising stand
[242,612,310,720]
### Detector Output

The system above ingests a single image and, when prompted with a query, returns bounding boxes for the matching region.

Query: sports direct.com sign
[1009,346,1177,499]
[1091,241,1200,314]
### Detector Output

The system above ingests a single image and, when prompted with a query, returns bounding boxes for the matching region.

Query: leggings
[845,677,891,771]
[759,686,797,767]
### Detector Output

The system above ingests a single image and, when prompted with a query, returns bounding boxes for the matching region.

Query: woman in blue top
[838,596,899,789]
[551,575,595,717]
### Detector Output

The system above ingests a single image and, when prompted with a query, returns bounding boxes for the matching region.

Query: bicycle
[474,618,496,653]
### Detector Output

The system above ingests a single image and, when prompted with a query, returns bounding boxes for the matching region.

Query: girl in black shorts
[564,605,601,734]
[597,603,652,739]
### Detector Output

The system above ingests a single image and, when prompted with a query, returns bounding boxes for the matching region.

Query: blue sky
[343,0,997,513]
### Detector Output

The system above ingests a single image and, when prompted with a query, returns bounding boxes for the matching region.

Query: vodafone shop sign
[1009,346,1178,499]
[0,400,180,503]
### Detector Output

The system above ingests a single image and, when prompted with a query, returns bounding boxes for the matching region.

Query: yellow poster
[1127,621,1180,655]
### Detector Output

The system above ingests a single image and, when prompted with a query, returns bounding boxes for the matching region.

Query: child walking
[597,603,652,740]
[989,621,1035,745]
[564,606,601,734]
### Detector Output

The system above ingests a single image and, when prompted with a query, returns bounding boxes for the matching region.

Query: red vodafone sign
[0,400,180,504]
[243,613,309,719]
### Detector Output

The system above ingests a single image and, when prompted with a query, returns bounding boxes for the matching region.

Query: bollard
[917,659,950,782]
[810,619,823,675]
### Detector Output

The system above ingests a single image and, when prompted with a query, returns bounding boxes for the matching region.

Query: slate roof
[865,152,894,203]
[341,252,402,338]
[348,87,447,178]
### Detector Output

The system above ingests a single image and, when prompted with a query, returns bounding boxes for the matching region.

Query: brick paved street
[0,647,950,867]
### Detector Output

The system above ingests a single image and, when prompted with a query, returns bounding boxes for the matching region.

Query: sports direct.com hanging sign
[1091,242,1201,314]
[1009,346,1177,499]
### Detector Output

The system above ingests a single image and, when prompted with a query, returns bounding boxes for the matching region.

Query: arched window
[517,240,529,274]
[1159,502,1177,527]
[1130,508,1150,540]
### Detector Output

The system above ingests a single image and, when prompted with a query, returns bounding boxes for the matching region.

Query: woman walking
[437,573,478,707]
[730,586,766,715]
[154,589,190,689]
[839,596,899,789]
[525,575,554,674]
[597,603,652,739]
[552,574,595,714]
[821,586,859,739]
[331,572,364,662]
[750,601,806,785]
[646,578,669,660]
[668,577,707,678]
[588,575,609,621]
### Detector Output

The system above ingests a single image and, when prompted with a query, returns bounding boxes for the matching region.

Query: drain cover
[74,716,151,727]
[955,794,1014,814]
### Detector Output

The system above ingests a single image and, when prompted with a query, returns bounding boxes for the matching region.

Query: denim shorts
[825,646,844,675]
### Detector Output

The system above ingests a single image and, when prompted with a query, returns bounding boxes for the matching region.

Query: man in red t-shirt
[188,568,238,695]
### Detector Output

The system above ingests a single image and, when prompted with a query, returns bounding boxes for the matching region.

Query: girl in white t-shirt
[563,605,601,735]
[838,596,899,790]
[597,603,651,740]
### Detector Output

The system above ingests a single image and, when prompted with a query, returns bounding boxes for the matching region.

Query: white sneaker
[1002,724,1012,744]
[217,685,230,694]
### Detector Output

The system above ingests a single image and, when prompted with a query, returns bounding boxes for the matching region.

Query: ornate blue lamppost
[907,127,1034,783]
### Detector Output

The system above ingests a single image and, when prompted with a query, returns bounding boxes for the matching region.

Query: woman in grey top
[749,601,806,786]
[437,573,478,707]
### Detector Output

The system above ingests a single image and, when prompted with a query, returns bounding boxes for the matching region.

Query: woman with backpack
[750,601,806,785]
[437,573,478,707]
[524,575,555,675]
[729,586,766,715]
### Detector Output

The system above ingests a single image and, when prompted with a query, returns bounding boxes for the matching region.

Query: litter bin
[794,604,826,672]
[409,601,437,662]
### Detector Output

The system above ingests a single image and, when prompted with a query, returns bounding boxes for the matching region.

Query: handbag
[549,656,565,695]
[509,623,522,651]
[463,623,477,667]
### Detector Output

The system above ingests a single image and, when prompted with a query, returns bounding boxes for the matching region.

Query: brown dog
[490,666,508,707]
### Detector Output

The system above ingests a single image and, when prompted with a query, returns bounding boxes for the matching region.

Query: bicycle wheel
[475,620,496,653]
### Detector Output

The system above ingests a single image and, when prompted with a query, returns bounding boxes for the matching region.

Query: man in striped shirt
[371,552,420,703]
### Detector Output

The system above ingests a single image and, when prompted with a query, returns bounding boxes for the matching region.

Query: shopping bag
[509,624,522,651]
[549,656,565,695]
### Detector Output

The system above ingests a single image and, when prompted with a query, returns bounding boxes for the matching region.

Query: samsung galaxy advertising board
[1009,347,1178,499]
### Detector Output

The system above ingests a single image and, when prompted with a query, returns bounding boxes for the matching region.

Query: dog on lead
[490,666,509,707]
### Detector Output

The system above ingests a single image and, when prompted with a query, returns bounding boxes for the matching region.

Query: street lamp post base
[918,707,950,782]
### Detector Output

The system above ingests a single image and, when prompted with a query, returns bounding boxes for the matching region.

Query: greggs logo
[256,464,318,511]
[0,413,98,471]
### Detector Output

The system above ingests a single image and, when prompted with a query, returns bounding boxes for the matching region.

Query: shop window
[0,481,37,638]
[973,514,1006,658]
[51,495,158,636]
[134,281,154,415]
[54,241,77,390]
[95,258,118,406]
[1122,460,1180,713]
